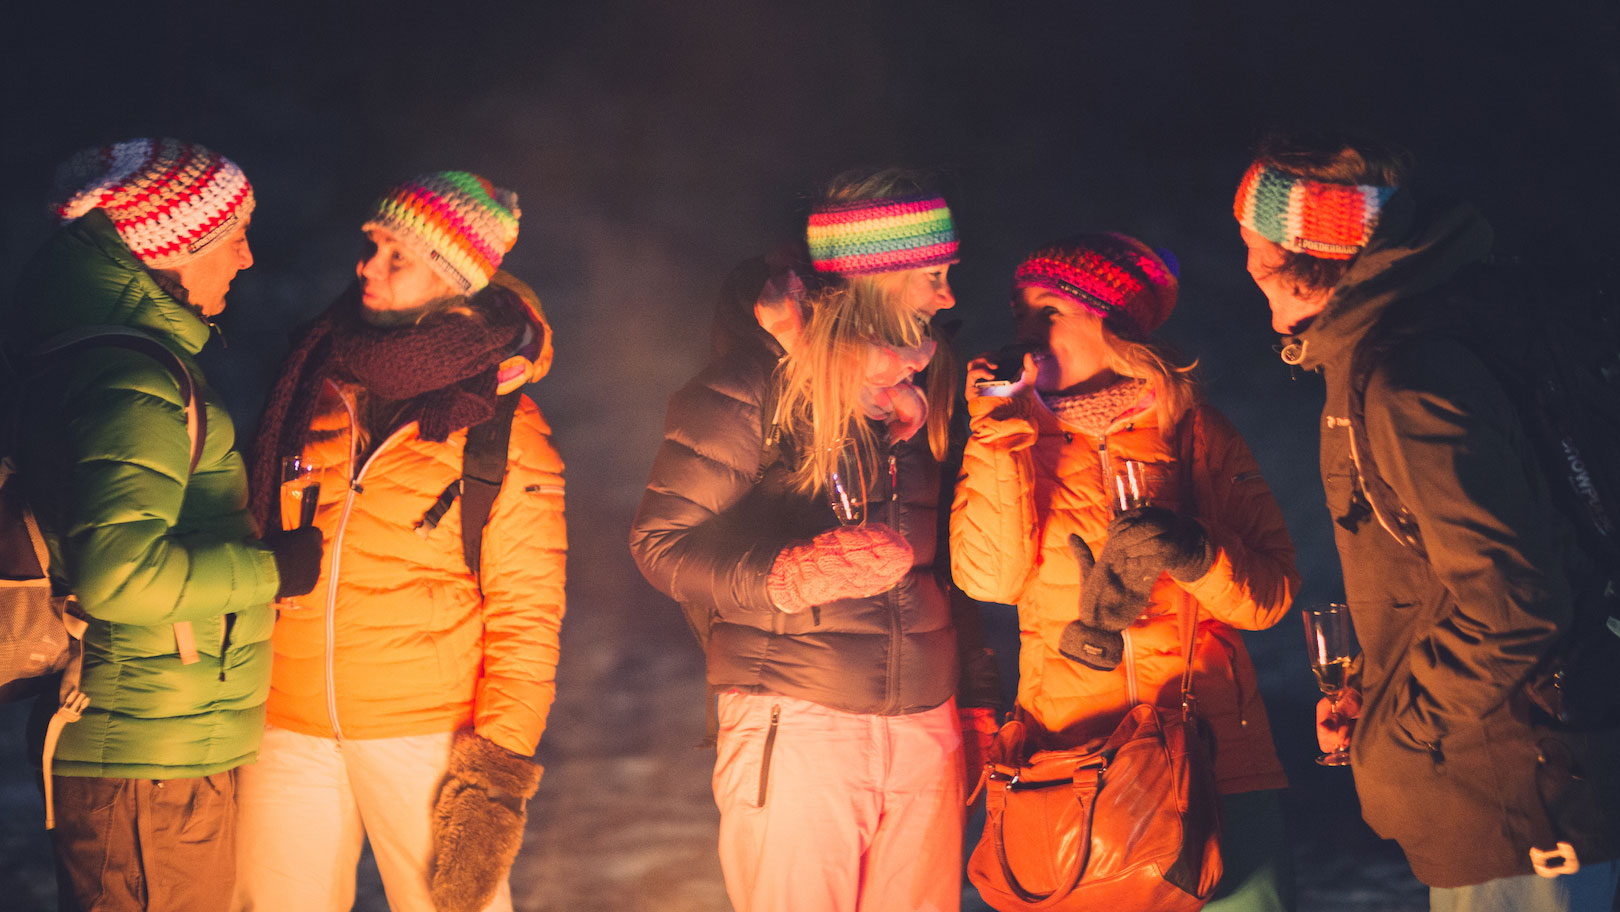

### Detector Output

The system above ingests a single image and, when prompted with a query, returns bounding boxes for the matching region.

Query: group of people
[4,128,1616,912]
[7,141,563,912]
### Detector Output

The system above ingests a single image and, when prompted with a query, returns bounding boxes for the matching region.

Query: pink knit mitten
[766,524,914,614]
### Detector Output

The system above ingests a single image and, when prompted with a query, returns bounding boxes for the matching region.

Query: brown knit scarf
[249,282,524,531]
[1041,377,1150,438]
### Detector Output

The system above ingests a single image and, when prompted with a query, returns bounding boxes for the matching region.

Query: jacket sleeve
[473,401,567,756]
[1178,406,1301,631]
[56,353,279,625]
[629,351,797,644]
[1363,339,1570,744]
[951,394,1043,605]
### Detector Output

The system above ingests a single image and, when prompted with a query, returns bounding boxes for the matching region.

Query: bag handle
[986,768,1102,907]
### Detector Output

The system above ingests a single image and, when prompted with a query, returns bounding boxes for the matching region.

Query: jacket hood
[1286,191,1494,372]
[486,270,554,392]
[8,209,213,358]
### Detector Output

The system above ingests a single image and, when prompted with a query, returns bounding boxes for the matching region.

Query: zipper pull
[888,452,898,502]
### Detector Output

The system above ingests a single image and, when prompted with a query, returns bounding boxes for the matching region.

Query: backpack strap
[32,326,205,473]
[30,326,206,665]
[459,392,522,585]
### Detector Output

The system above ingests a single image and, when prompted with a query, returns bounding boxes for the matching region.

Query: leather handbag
[966,599,1223,911]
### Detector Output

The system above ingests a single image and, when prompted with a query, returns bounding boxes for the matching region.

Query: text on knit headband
[1014,233,1178,337]
[1233,161,1398,260]
[363,171,520,294]
[51,138,255,268]
[806,194,958,276]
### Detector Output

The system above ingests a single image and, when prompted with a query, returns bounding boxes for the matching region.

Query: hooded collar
[1283,191,1494,373]
[11,209,215,357]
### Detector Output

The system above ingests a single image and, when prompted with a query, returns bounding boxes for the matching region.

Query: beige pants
[231,726,512,912]
[52,771,238,912]
[714,692,966,912]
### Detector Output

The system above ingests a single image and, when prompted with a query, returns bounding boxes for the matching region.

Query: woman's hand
[1316,687,1361,754]
[966,349,1037,400]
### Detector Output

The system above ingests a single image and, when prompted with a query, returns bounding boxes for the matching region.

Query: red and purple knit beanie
[1014,233,1179,337]
[50,138,255,268]
[805,194,958,277]
[1233,161,1397,260]
[363,171,520,294]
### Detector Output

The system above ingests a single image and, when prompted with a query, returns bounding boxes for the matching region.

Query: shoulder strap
[459,391,522,584]
[1175,407,1203,711]
[32,326,205,474]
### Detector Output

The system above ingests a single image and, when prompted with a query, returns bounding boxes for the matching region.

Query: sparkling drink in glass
[1110,459,1168,515]
[825,438,866,526]
[1302,602,1355,767]
[278,456,323,609]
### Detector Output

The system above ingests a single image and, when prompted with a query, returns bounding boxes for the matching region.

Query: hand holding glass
[278,456,323,609]
[1302,603,1355,766]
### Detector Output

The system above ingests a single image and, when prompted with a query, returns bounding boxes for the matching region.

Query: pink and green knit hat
[50,138,255,268]
[1014,233,1179,338]
[1234,161,1398,260]
[363,171,520,294]
[805,194,958,276]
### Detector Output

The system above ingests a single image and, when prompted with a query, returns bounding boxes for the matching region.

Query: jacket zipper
[756,704,781,807]
[882,447,902,714]
[1341,420,1410,544]
[322,382,413,741]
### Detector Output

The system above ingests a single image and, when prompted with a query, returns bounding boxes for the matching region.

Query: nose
[934,283,956,311]
[358,252,382,283]
[239,238,254,270]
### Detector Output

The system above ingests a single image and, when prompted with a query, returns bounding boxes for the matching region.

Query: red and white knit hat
[50,138,255,268]
[362,171,521,295]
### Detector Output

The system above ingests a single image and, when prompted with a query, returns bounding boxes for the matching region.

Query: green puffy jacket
[7,210,279,779]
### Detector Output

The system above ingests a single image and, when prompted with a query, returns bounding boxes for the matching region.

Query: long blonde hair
[1098,323,1199,430]
[777,168,959,495]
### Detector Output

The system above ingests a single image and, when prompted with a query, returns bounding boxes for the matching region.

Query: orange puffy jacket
[266,282,565,757]
[952,390,1297,794]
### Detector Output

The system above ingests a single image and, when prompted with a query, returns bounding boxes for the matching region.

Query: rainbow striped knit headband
[806,194,958,276]
[1233,162,1398,260]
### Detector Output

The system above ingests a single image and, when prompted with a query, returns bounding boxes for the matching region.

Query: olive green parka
[7,210,279,778]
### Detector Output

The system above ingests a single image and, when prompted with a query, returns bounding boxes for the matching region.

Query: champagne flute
[1302,602,1355,766]
[278,456,323,609]
[1110,459,1167,515]
[825,438,866,526]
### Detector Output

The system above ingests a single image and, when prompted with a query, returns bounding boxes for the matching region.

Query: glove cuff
[450,729,542,799]
[1059,621,1124,671]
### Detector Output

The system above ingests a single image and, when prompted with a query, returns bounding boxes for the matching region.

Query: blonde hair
[1099,323,1199,430]
[777,168,958,495]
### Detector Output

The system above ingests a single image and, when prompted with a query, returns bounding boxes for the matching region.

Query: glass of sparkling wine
[825,438,866,526]
[1110,459,1166,515]
[278,456,323,608]
[1302,602,1354,766]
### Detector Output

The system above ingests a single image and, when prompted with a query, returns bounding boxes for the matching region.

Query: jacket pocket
[757,704,781,808]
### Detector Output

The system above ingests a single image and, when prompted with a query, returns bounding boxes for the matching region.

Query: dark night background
[2,2,1617,909]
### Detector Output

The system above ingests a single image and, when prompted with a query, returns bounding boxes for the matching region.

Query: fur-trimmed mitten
[766,523,913,614]
[1059,532,1159,671]
[429,730,543,912]
[1105,506,1215,582]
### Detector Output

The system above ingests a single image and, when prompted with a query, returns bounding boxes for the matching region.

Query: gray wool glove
[1105,506,1215,583]
[429,730,543,912]
[1059,533,1159,671]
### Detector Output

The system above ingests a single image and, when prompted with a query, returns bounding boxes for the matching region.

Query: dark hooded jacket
[1285,191,1620,886]
[629,255,996,715]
